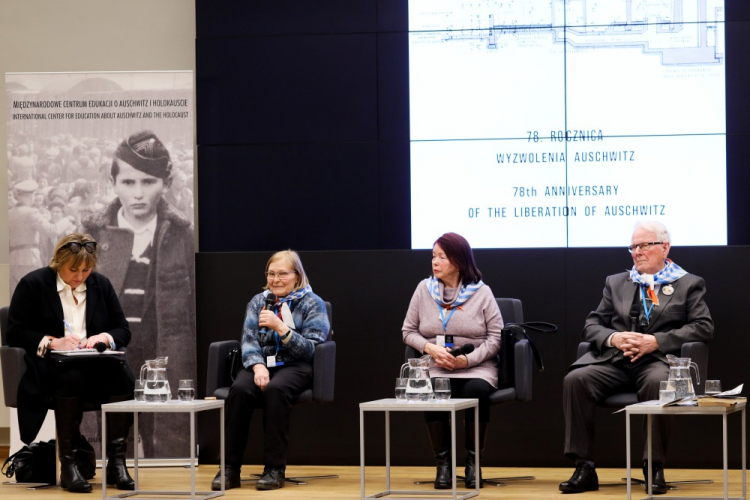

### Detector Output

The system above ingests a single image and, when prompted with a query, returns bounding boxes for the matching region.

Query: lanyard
[640,285,655,323]
[438,304,458,333]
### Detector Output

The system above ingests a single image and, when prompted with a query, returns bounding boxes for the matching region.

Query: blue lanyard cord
[640,286,655,322]
[438,305,458,334]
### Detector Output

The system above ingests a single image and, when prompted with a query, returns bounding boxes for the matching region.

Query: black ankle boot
[73,434,96,480]
[105,395,135,490]
[464,421,487,489]
[56,397,93,493]
[426,421,452,489]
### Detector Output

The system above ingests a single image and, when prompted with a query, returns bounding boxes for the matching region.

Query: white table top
[101,399,225,413]
[625,401,746,416]
[359,398,478,411]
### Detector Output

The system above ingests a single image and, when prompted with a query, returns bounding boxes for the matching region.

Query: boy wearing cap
[82,130,195,457]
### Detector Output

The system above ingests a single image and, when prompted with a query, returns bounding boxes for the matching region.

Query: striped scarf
[264,285,312,304]
[424,277,484,309]
[630,259,686,305]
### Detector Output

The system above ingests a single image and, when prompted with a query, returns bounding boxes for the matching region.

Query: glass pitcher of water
[667,357,700,399]
[140,356,171,403]
[405,366,433,401]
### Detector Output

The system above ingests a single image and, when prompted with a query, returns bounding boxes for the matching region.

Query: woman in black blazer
[8,233,135,493]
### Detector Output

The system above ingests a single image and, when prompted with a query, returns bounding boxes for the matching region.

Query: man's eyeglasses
[62,241,97,254]
[627,241,663,253]
[265,271,296,280]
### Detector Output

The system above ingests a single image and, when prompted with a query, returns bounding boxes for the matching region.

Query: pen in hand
[63,320,81,349]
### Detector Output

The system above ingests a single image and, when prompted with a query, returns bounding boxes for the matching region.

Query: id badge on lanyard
[437,306,456,348]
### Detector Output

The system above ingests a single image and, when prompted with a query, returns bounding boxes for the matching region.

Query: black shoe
[256,467,285,490]
[434,450,452,489]
[211,465,241,491]
[643,463,668,495]
[464,450,482,488]
[73,435,96,480]
[60,462,93,494]
[106,456,135,490]
[559,463,599,493]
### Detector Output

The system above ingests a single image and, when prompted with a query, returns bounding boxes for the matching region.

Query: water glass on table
[434,378,451,400]
[659,380,676,404]
[705,380,722,395]
[178,379,195,401]
[395,378,407,400]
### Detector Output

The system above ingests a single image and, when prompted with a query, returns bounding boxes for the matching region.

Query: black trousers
[224,362,313,468]
[563,357,670,464]
[424,377,494,424]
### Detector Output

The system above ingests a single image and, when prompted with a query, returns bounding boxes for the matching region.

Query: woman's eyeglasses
[265,271,296,280]
[62,241,97,254]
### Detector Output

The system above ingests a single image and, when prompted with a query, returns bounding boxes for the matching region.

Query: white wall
[0,0,196,439]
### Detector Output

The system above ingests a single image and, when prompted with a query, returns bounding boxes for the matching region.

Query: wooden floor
[0,465,746,499]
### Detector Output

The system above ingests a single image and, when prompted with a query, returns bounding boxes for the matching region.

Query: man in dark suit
[559,221,714,494]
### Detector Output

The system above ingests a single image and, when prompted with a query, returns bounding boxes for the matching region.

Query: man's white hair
[633,220,671,243]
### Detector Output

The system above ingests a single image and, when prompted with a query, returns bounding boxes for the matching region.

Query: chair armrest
[312,341,336,402]
[577,341,595,359]
[0,346,26,408]
[514,339,533,402]
[206,340,240,397]
[680,341,708,387]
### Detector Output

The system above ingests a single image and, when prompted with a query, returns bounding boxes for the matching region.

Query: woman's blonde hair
[49,233,98,272]
[263,250,310,291]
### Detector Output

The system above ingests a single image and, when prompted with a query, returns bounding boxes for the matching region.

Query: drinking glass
[659,390,676,404]
[134,380,145,402]
[434,378,451,400]
[705,380,722,395]
[395,378,408,400]
[178,379,195,401]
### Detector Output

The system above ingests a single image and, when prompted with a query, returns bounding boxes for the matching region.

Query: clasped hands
[611,332,660,362]
[424,343,468,371]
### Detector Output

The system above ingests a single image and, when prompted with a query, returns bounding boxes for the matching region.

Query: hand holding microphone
[431,343,474,371]
[258,293,277,342]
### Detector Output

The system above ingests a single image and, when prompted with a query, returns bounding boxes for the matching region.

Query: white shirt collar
[56,271,87,294]
[117,207,158,238]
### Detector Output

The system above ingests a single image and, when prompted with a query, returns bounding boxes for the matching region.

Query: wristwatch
[279,329,292,342]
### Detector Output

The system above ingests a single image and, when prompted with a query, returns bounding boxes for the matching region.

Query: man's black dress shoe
[559,463,599,493]
[256,467,285,490]
[643,463,668,495]
[211,465,241,491]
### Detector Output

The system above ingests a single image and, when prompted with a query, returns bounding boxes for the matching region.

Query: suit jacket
[7,266,131,443]
[571,271,714,369]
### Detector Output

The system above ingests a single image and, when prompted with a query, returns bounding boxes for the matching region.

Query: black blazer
[7,266,131,443]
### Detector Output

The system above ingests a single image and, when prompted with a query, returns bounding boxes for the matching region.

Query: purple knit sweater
[402,280,504,388]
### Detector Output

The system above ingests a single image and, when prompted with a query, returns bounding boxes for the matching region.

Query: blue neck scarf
[264,285,312,304]
[424,277,484,309]
[629,259,687,286]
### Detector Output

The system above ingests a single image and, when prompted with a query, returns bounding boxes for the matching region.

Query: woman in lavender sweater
[402,232,503,489]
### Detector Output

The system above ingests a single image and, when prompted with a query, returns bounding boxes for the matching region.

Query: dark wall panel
[196,34,378,145]
[197,143,381,251]
[196,1,378,38]
[196,247,750,468]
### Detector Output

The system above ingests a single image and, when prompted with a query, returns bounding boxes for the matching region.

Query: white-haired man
[560,221,714,494]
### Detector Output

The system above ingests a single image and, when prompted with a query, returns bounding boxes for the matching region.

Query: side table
[625,401,746,500]
[359,398,479,500]
[101,399,225,500]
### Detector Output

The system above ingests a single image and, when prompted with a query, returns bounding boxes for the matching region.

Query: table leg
[627,410,631,500]
[191,411,196,500]
[360,409,365,500]
[102,409,108,498]
[743,408,746,500]
[385,410,391,492]
[451,408,457,500]
[723,412,729,500]
[647,415,653,498]
[134,411,139,488]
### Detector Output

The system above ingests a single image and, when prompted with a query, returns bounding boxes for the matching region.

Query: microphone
[94,342,108,353]
[629,304,640,332]
[259,293,277,340]
[448,344,475,357]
